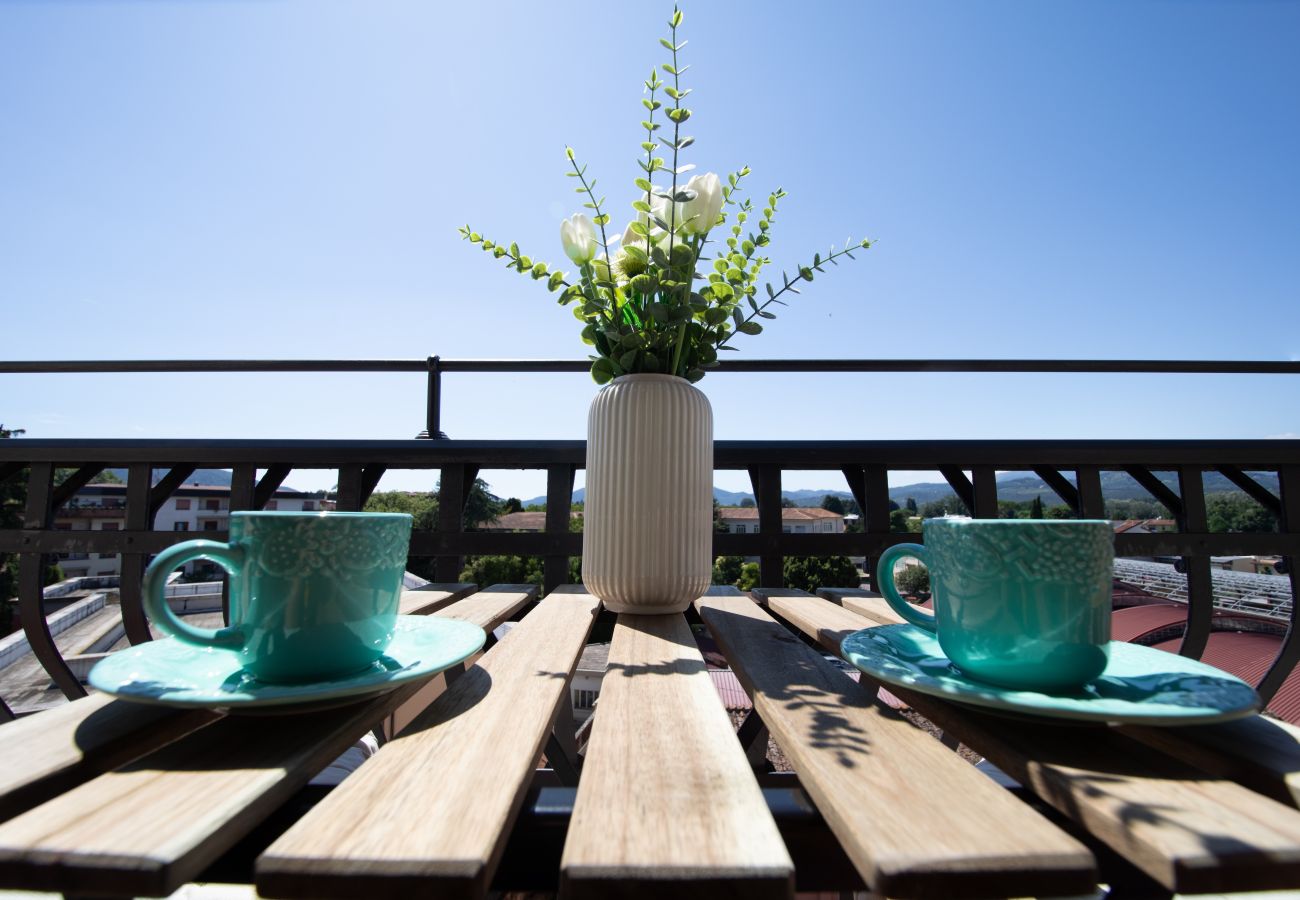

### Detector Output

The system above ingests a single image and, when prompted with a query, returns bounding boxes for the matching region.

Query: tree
[821,494,845,515]
[501,497,523,515]
[783,556,861,592]
[894,564,930,596]
[780,496,796,508]
[1030,495,1044,519]
[462,478,505,529]
[920,494,969,518]
[739,497,756,508]
[712,555,744,585]
[905,497,918,513]
[364,491,438,531]
[889,509,911,533]
[713,498,730,533]
[1207,492,1277,533]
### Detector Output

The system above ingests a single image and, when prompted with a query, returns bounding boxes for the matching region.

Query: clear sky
[2,0,1297,501]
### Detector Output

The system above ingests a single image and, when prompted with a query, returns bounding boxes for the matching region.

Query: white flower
[560,213,598,265]
[675,172,724,236]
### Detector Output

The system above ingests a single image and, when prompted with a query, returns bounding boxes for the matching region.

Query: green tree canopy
[1207,492,1277,533]
[783,556,860,593]
[820,494,846,515]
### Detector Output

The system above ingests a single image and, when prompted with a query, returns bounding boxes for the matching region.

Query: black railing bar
[2,358,1299,375]
[3,438,1299,469]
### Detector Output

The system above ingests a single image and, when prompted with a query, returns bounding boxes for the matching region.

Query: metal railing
[1,358,1297,712]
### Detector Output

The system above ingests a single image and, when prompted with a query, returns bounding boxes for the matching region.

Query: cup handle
[142,540,247,649]
[876,542,938,632]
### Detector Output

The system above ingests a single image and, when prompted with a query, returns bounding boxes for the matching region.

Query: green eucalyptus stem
[567,152,613,295]
[665,10,683,264]
[718,241,870,351]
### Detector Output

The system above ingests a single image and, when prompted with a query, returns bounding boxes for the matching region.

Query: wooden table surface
[2,583,1300,898]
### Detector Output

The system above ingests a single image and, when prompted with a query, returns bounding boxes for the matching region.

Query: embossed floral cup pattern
[877,518,1114,691]
[142,512,413,684]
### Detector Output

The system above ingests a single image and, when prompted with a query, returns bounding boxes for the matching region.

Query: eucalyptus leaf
[738,321,763,336]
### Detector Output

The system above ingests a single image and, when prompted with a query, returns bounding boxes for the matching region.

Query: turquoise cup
[877,517,1114,691]
[142,511,413,684]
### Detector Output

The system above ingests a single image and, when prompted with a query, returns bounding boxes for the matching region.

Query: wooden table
[3,583,1300,898]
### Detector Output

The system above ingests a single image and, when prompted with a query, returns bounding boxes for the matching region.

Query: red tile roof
[717,507,844,521]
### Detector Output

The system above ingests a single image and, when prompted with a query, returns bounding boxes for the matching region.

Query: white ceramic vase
[582,373,713,614]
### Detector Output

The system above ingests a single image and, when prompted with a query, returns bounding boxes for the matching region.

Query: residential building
[717,507,846,534]
[53,483,319,578]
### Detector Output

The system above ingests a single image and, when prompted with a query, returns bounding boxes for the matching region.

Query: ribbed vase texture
[583,374,713,614]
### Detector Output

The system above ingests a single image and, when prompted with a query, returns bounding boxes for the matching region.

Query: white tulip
[560,213,598,266]
[675,172,724,236]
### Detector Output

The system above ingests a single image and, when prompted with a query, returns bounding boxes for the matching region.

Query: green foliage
[460,4,871,384]
[904,497,918,513]
[1207,492,1278,533]
[919,495,970,518]
[889,509,911,533]
[459,554,582,588]
[783,556,860,593]
[364,491,439,531]
[738,497,756,508]
[820,494,845,515]
[1030,495,1044,519]
[894,564,930,596]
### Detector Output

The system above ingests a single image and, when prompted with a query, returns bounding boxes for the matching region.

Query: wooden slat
[0,694,218,824]
[818,589,1300,815]
[398,582,478,616]
[1120,715,1300,810]
[816,587,903,627]
[256,585,598,899]
[765,592,1300,894]
[0,587,533,897]
[561,607,793,900]
[699,588,1095,898]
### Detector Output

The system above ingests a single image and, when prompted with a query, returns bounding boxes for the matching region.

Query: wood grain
[398,582,478,616]
[700,588,1095,899]
[256,585,598,899]
[816,587,905,626]
[560,606,793,900]
[0,694,217,824]
[0,586,534,897]
[766,590,1300,894]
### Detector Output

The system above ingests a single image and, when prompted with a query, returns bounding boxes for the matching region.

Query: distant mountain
[523,470,1279,510]
[103,468,234,487]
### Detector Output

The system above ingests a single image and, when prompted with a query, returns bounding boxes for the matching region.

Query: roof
[717,507,844,521]
[1111,603,1189,642]
[1113,519,1176,533]
[479,511,548,531]
[1149,631,1300,724]
[709,671,752,710]
[576,642,610,673]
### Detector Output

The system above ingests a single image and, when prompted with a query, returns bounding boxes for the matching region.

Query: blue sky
[2,0,1297,500]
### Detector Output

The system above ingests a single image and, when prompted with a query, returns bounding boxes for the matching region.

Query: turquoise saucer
[88,615,485,711]
[841,624,1261,725]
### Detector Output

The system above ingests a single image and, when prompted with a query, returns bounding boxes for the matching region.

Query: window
[101,522,120,531]
[175,499,191,511]
[265,500,278,510]
[203,521,219,531]
[174,522,189,531]
[302,501,315,511]
[205,499,220,511]
[573,688,599,710]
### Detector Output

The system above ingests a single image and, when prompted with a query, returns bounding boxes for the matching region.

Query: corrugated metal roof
[1150,631,1300,724]
[1111,603,1188,642]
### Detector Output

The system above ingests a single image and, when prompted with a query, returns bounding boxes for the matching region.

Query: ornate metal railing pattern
[1,436,1297,708]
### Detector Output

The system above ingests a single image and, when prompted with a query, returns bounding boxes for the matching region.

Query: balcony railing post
[544,464,577,595]
[435,464,476,582]
[118,462,154,646]
[1176,466,1212,660]
[1256,464,1300,702]
[860,466,891,592]
[426,356,443,440]
[19,461,85,699]
[749,465,783,588]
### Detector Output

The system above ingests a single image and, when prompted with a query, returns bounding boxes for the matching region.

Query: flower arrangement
[460,6,871,384]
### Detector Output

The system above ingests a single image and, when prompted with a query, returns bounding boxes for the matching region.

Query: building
[53,482,320,578]
[717,506,846,534]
